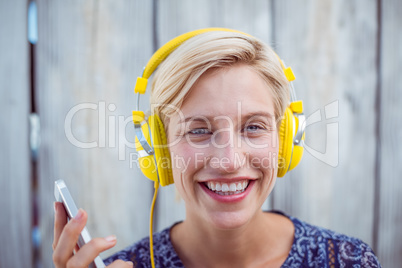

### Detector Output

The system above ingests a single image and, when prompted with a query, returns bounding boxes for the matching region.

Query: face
[167,64,279,230]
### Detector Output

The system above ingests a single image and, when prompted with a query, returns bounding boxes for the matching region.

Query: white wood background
[1,0,401,267]
[0,1,32,268]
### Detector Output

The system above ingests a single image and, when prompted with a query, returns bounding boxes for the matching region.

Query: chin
[207,208,257,230]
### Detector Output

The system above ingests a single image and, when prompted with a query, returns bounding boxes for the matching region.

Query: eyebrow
[177,111,275,124]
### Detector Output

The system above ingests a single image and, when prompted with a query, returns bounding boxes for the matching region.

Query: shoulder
[103,223,184,268]
[281,213,381,267]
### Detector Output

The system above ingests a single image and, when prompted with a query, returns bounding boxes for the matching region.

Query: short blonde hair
[150,31,290,129]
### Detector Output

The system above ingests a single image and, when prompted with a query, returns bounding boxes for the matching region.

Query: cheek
[249,149,278,172]
[244,130,279,149]
[247,133,279,170]
[169,143,208,203]
[250,147,278,198]
[169,141,205,183]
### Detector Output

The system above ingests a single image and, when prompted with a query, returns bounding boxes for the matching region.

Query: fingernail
[104,235,117,242]
[127,261,134,267]
[74,209,84,221]
[54,202,57,213]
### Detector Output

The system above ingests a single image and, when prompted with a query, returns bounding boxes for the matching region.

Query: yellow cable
[149,181,159,268]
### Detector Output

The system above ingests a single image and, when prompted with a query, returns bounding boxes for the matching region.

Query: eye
[244,124,265,133]
[188,128,212,135]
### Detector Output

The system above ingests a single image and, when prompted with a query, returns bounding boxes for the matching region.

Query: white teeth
[236,182,242,190]
[230,183,236,191]
[221,183,229,192]
[205,180,250,195]
[207,182,216,191]
[216,183,222,191]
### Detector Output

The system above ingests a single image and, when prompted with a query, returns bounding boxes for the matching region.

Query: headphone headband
[134,27,296,96]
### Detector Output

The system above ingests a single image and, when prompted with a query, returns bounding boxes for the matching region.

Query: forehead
[178,64,275,119]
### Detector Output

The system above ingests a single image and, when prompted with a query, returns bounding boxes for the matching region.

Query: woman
[53,29,381,267]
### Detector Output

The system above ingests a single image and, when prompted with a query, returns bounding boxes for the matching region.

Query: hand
[53,202,133,268]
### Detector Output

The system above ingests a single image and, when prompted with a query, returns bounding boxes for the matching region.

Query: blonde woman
[53,30,381,267]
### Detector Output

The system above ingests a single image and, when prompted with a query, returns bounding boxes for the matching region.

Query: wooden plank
[377,0,402,266]
[157,0,271,45]
[0,1,32,267]
[36,1,154,266]
[155,0,273,232]
[271,0,377,246]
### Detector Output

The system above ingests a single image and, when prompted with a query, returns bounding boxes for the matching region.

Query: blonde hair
[150,31,290,129]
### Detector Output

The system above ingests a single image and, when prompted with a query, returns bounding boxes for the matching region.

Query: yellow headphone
[132,27,305,184]
[131,28,306,268]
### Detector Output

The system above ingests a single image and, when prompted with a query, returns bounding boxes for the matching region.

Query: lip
[199,176,257,183]
[199,179,256,203]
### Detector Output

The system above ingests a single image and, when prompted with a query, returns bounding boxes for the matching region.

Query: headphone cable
[149,181,159,268]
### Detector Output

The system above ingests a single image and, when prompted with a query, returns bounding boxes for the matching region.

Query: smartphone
[54,179,106,268]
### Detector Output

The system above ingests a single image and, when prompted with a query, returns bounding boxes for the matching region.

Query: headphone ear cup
[148,115,174,186]
[287,116,305,172]
[134,119,159,183]
[277,107,294,177]
[135,121,159,183]
[134,115,174,186]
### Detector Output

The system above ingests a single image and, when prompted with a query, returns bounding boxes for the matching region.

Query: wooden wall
[377,0,402,265]
[1,0,401,267]
[0,0,32,267]
[272,0,379,243]
[35,0,155,266]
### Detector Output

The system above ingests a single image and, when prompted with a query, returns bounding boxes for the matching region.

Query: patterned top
[104,211,381,267]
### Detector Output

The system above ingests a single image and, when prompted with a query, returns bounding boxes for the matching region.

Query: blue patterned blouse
[104,211,381,267]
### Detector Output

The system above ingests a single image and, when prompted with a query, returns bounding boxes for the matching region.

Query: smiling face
[167,64,279,229]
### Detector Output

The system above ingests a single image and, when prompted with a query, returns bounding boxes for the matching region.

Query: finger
[74,244,80,254]
[53,209,87,267]
[107,259,134,268]
[67,236,117,268]
[53,202,68,250]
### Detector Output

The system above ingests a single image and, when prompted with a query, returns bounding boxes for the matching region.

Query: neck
[171,210,287,268]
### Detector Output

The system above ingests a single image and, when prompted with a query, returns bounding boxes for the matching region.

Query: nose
[210,130,246,173]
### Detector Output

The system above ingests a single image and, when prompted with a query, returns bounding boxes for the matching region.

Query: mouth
[203,180,250,196]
